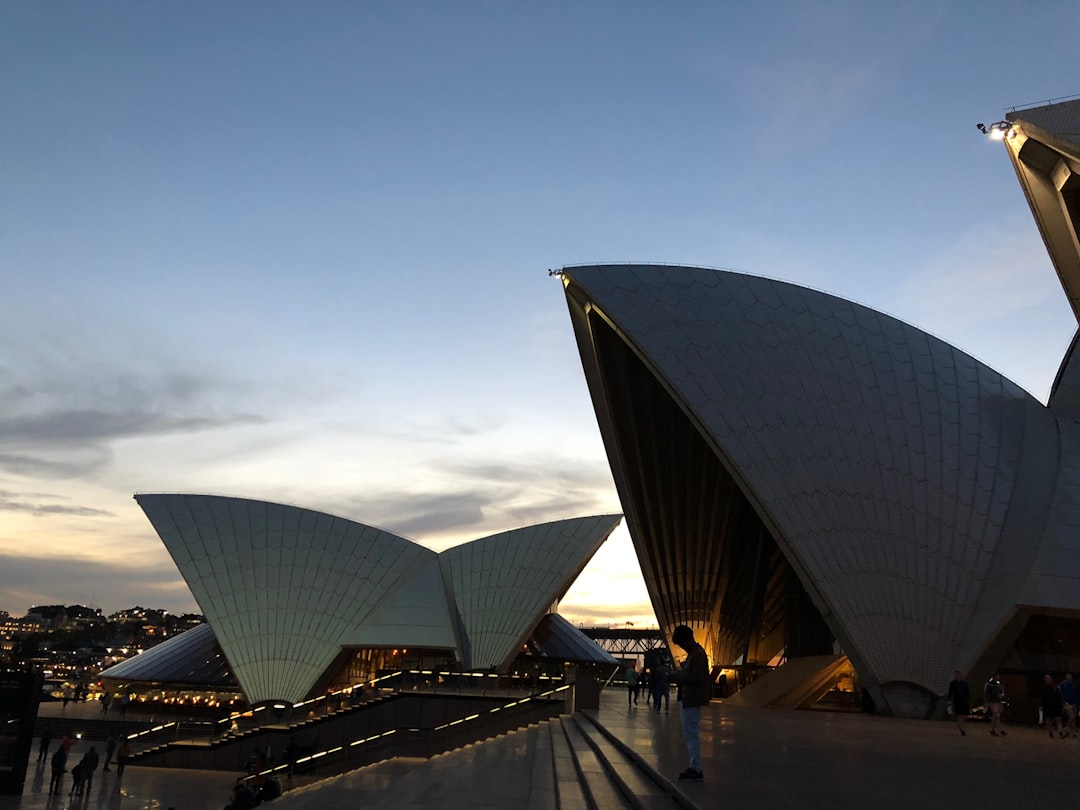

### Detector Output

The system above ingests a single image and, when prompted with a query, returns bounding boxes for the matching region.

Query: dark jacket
[677,643,711,708]
[947,678,970,714]
[80,748,99,773]
[1040,682,1064,716]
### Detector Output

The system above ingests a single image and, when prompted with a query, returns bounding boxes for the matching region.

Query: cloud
[0,552,194,615]
[690,4,943,153]
[0,407,264,445]
[895,216,1062,332]
[0,450,112,479]
[316,453,619,545]
[0,489,113,517]
[0,369,269,478]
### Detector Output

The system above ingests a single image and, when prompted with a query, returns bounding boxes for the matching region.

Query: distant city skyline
[2,3,1078,627]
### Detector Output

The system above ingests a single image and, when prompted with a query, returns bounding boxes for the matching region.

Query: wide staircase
[274,712,697,809]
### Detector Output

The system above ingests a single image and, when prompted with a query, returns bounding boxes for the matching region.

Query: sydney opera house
[102,494,621,706]
[558,98,1080,718]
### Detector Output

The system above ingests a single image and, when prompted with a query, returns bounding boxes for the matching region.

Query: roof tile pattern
[563,264,1054,699]
[136,494,432,705]
[440,515,620,670]
[137,494,621,703]
[99,622,234,686]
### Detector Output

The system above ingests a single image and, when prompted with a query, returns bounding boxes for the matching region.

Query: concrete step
[550,717,591,810]
[557,716,631,809]
[272,721,556,809]
[570,714,681,810]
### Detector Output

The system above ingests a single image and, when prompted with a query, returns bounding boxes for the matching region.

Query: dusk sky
[2,2,1078,625]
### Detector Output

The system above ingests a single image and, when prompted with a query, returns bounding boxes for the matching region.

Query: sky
[2,2,1078,625]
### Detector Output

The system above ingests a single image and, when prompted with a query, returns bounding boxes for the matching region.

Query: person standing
[671,625,710,782]
[625,663,639,707]
[1039,674,1064,738]
[947,671,970,736]
[1059,673,1078,737]
[984,673,1007,736]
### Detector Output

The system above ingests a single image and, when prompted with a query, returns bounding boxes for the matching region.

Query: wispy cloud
[0,552,193,614]
[309,454,618,545]
[0,489,113,517]
[689,4,943,153]
[893,214,1077,399]
[896,216,1062,331]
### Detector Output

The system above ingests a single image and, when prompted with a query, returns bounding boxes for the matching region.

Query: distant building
[557,98,1080,718]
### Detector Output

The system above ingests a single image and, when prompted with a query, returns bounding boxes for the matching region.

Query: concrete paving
[594,692,1080,808]
[0,759,238,810]
[7,690,1080,808]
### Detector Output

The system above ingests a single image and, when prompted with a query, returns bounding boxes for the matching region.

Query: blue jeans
[680,705,701,771]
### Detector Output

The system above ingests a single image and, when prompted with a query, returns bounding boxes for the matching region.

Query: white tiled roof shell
[563,264,1056,694]
[440,515,622,670]
[1007,97,1080,150]
[98,622,231,685]
[136,494,435,705]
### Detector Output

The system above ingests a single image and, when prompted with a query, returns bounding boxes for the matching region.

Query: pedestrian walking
[1039,674,1065,738]
[653,662,671,712]
[1059,673,1078,736]
[947,670,970,736]
[116,738,131,781]
[984,673,1007,736]
[37,725,52,763]
[625,663,640,707]
[79,745,100,791]
[48,746,67,795]
[103,735,117,772]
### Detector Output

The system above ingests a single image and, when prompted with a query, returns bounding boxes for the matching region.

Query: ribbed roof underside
[99,623,235,687]
[563,264,1057,696]
[441,515,622,670]
[136,494,433,705]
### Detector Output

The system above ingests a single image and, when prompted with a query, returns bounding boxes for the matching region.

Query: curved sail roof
[562,263,1070,715]
[136,493,622,705]
[99,622,235,687]
[136,494,434,705]
[441,515,622,670]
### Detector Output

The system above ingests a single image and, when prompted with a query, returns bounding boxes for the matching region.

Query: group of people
[623,661,672,711]
[947,670,1080,738]
[38,726,132,796]
[1037,672,1079,738]
[947,671,1009,737]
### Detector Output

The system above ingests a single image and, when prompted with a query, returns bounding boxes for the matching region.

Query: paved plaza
[6,691,1080,808]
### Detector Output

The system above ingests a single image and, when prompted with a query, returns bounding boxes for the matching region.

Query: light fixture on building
[976,120,1013,140]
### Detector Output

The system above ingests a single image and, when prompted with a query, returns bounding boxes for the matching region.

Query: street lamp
[976,120,1013,140]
